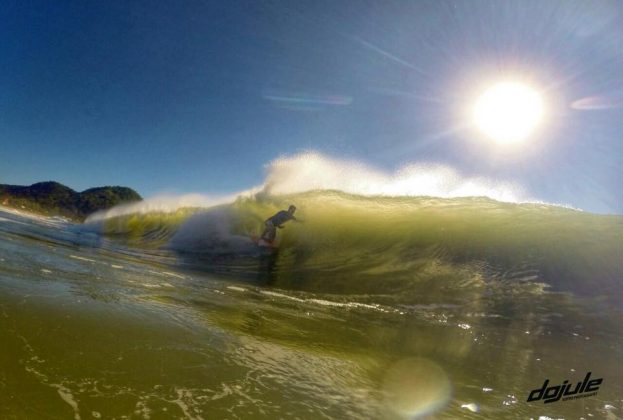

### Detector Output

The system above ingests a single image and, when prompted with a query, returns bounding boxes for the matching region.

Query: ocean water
[1,192,622,419]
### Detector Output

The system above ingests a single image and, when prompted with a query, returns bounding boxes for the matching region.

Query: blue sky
[1,0,622,213]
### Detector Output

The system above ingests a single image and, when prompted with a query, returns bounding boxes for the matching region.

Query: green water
[1,193,622,419]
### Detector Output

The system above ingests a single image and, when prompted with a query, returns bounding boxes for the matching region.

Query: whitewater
[1,153,622,419]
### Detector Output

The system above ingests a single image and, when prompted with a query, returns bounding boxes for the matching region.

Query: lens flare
[382,358,451,418]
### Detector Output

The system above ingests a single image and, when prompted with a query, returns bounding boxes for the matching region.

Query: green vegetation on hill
[0,181,142,221]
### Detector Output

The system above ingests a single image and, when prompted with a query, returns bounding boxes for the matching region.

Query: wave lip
[87,151,550,224]
[85,192,246,223]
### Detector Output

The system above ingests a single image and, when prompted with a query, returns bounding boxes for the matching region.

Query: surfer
[260,205,297,243]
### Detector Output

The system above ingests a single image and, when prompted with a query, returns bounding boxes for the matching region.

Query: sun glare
[473,82,544,144]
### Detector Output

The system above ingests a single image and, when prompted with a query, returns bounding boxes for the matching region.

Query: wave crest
[264,152,527,202]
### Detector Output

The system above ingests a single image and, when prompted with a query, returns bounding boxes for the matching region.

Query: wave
[89,190,623,300]
[86,151,551,223]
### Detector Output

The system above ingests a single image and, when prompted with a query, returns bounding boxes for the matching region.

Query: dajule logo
[527,371,602,404]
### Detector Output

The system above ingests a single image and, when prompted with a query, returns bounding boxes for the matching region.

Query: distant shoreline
[0,181,142,222]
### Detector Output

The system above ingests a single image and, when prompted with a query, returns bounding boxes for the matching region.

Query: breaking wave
[86,152,538,222]
[88,189,623,300]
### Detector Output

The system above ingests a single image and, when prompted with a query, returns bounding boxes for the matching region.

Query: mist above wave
[264,152,526,202]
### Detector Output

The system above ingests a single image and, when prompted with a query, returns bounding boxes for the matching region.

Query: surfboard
[250,235,278,249]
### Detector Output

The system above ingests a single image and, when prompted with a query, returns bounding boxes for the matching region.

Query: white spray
[86,151,531,222]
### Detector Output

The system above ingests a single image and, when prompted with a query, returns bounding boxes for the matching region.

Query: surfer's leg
[261,221,276,242]
[266,226,276,242]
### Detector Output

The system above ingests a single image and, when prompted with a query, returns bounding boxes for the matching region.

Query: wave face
[94,190,623,300]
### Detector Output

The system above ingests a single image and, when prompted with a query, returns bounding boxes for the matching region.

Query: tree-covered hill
[0,181,142,221]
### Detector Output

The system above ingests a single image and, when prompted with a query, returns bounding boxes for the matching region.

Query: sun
[473,82,544,144]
